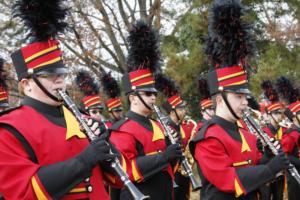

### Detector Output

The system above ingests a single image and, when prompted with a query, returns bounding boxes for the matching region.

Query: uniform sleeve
[281,134,296,154]
[194,137,274,197]
[110,131,168,183]
[0,127,41,199]
[0,127,96,199]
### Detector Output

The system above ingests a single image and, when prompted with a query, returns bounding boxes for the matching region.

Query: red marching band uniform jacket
[189,116,275,200]
[109,111,174,199]
[0,105,111,200]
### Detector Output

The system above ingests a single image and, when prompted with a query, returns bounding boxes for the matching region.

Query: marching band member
[155,73,197,200]
[75,70,105,122]
[0,1,114,199]
[189,1,289,199]
[101,72,124,128]
[276,76,300,200]
[196,77,214,132]
[109,20,182,200]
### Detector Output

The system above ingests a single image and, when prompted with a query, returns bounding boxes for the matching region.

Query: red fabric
[27,50,61,69]
[266,102,284,113]
[129,69,154,87]
[0,86,8,100]
[0,106,109,200]
[82,95,101,108]
[180,119,196,148]
[194,124,261,194]
[106,98,121,110]
[110,119,174,182]
[288,101,300,114]
[199,99,212,109]
[21,40,59,59]
[216,66,247,87]
[167,95,183,108]
[281,129,300,154]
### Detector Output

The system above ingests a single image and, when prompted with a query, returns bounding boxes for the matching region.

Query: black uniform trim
[0,123,38,164]
[236,165,274,194]
[37,157,92,199]
[110,118,128,131]
[266,123,277,136]
[136,154,169,181]
[189,120,214,157]
[127,111,153,131]
[22,96,66,127]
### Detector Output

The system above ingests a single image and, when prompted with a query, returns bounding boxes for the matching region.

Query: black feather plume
[261,80,279,103]
[198,77,210,100]
[276,76,300,104]
[75,70,100,96]
[205,0,257,71]
[0,58,7,90]
[155,73,180,98]
[127,20,161,74]
[101,72,120,99]
[13,0,69,41]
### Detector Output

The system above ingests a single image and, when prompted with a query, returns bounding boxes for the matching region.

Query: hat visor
[135,87,158,93]
[111,107,123,112]
[0,102,9,108]
[35,67,69,75]
[224,88,250,94]
[89,105,104,110]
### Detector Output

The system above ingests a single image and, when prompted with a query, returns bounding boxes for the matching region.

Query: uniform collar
[127,111,152,131]
[212,115,242,142]
[267,123,278,135]
[22,96,63,118]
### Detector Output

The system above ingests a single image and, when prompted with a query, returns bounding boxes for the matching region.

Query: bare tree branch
[117,0,131,31]
[138,0,148,20]
[92,0,126,72]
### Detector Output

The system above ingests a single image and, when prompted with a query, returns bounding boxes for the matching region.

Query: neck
[131,106,150,117]
[216,108,235,123]
[170,114,179,124]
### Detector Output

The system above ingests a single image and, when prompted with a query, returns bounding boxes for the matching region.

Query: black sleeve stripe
[0,123,38,164]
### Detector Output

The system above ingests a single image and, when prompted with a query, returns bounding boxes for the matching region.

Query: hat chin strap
[32,74,60,102]
[270,113,279,127]
[221,92,240,120]
[136,92,153,111]
[203,109,213,119]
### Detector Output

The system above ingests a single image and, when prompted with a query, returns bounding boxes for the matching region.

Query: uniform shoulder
[0,106,22,117]
[110,118,130,131]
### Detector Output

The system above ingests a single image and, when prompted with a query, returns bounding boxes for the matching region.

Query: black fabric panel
[135,154,169,181]
[110,118,128,131]
[236,165,274,194]
[195,163,259,200]
[37,157,91,199]
[0,123,38,164]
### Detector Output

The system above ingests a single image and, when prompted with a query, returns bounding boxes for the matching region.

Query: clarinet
[152,105,201,191]
[57,89,149,200]
[242,108,300,186]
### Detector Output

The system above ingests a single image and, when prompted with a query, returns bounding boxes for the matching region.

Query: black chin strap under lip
[136,92,153,111]
[221,92,240,120]
[32,74,60,102]
[110,111,119,121]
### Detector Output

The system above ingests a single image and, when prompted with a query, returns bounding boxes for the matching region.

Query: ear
[20,78,32,94]
[215,94,223,106]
